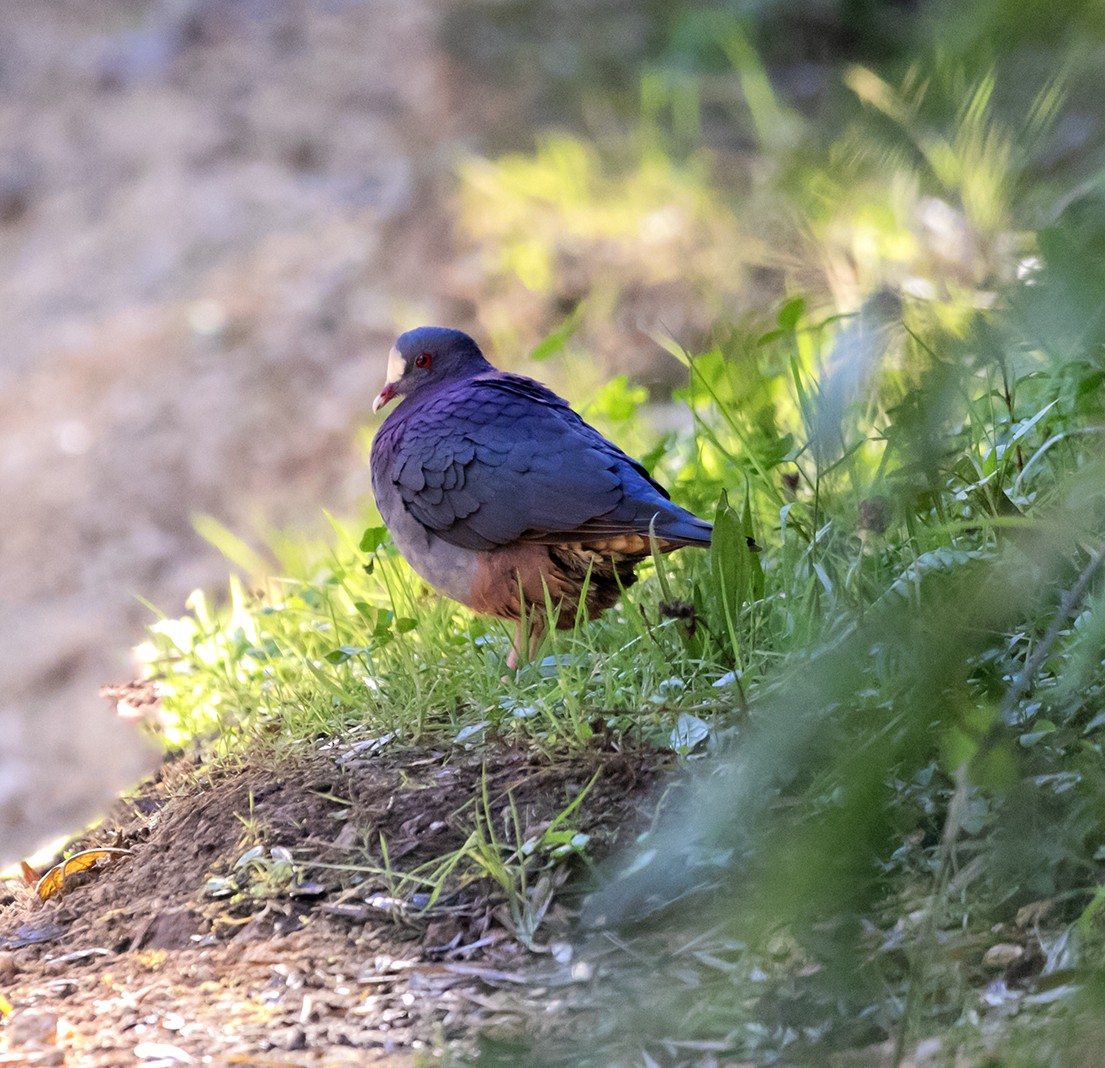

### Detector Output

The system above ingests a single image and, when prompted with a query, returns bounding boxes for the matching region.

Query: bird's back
[372,369,711,553]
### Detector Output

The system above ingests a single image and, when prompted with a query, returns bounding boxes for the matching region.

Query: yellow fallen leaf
[35,848,132,902]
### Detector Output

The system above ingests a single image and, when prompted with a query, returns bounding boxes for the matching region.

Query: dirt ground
[0,738,665,1065]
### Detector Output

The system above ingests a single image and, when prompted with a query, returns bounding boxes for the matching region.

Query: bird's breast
[378,491,481,607]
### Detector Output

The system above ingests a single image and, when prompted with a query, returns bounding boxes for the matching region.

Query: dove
[370,327,711,667]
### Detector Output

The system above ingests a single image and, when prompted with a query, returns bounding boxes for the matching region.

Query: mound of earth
[0,738,663,1065]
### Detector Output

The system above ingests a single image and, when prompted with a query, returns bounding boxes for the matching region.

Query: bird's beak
[372,383,397,414]
[372,345,405,414]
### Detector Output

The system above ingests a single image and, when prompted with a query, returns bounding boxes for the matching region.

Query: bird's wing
[382,374,709,552]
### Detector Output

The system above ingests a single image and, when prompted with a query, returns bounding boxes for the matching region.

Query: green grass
[134,29,1105,1066]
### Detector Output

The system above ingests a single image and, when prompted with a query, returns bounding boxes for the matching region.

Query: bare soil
[0,738,665,1065]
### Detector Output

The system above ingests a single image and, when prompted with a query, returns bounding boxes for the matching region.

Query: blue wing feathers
[376,371,711,552]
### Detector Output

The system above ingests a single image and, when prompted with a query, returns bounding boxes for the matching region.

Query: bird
[370,327,712,668]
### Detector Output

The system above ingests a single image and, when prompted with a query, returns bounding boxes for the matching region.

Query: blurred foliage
[451,0,1105,386]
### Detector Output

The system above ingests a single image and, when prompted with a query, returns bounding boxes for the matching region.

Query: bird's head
[372,327,492,413]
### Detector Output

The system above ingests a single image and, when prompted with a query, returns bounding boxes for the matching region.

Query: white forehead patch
[385,346,405,385]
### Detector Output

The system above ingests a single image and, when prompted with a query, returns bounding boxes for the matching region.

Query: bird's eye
[415,352,432,369]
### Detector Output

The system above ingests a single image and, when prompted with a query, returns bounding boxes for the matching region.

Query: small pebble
[982,942,1025,969]
[9,1009,58,1046]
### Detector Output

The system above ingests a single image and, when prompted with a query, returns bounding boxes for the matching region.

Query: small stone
[9,1009,58,1046]
[982,942,1025,969]
[1016,899,1053,928]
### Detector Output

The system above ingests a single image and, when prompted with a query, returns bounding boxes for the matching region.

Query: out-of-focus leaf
[709,489,764,663]
[670,712,712,754]
[778,296,806,330]
[528,303,586,361]
[359,526,389,553]
[1019,720,1058,747]
[35,848,132,902]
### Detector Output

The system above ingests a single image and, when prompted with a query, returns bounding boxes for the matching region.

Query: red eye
[415,352,432,369]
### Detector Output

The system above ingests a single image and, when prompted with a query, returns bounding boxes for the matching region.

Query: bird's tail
[649,507,712,547]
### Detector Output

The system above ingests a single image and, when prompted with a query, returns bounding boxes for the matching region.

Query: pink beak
[372,383,397,414]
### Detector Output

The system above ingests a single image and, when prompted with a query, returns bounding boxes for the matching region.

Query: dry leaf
[35,848,131,902]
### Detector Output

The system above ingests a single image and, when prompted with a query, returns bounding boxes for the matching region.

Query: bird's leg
[506,620,525,672]
[527,614,545,662]
[505,612,545,672]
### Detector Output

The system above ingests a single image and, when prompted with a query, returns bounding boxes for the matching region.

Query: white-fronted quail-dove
[370,327,712,667]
